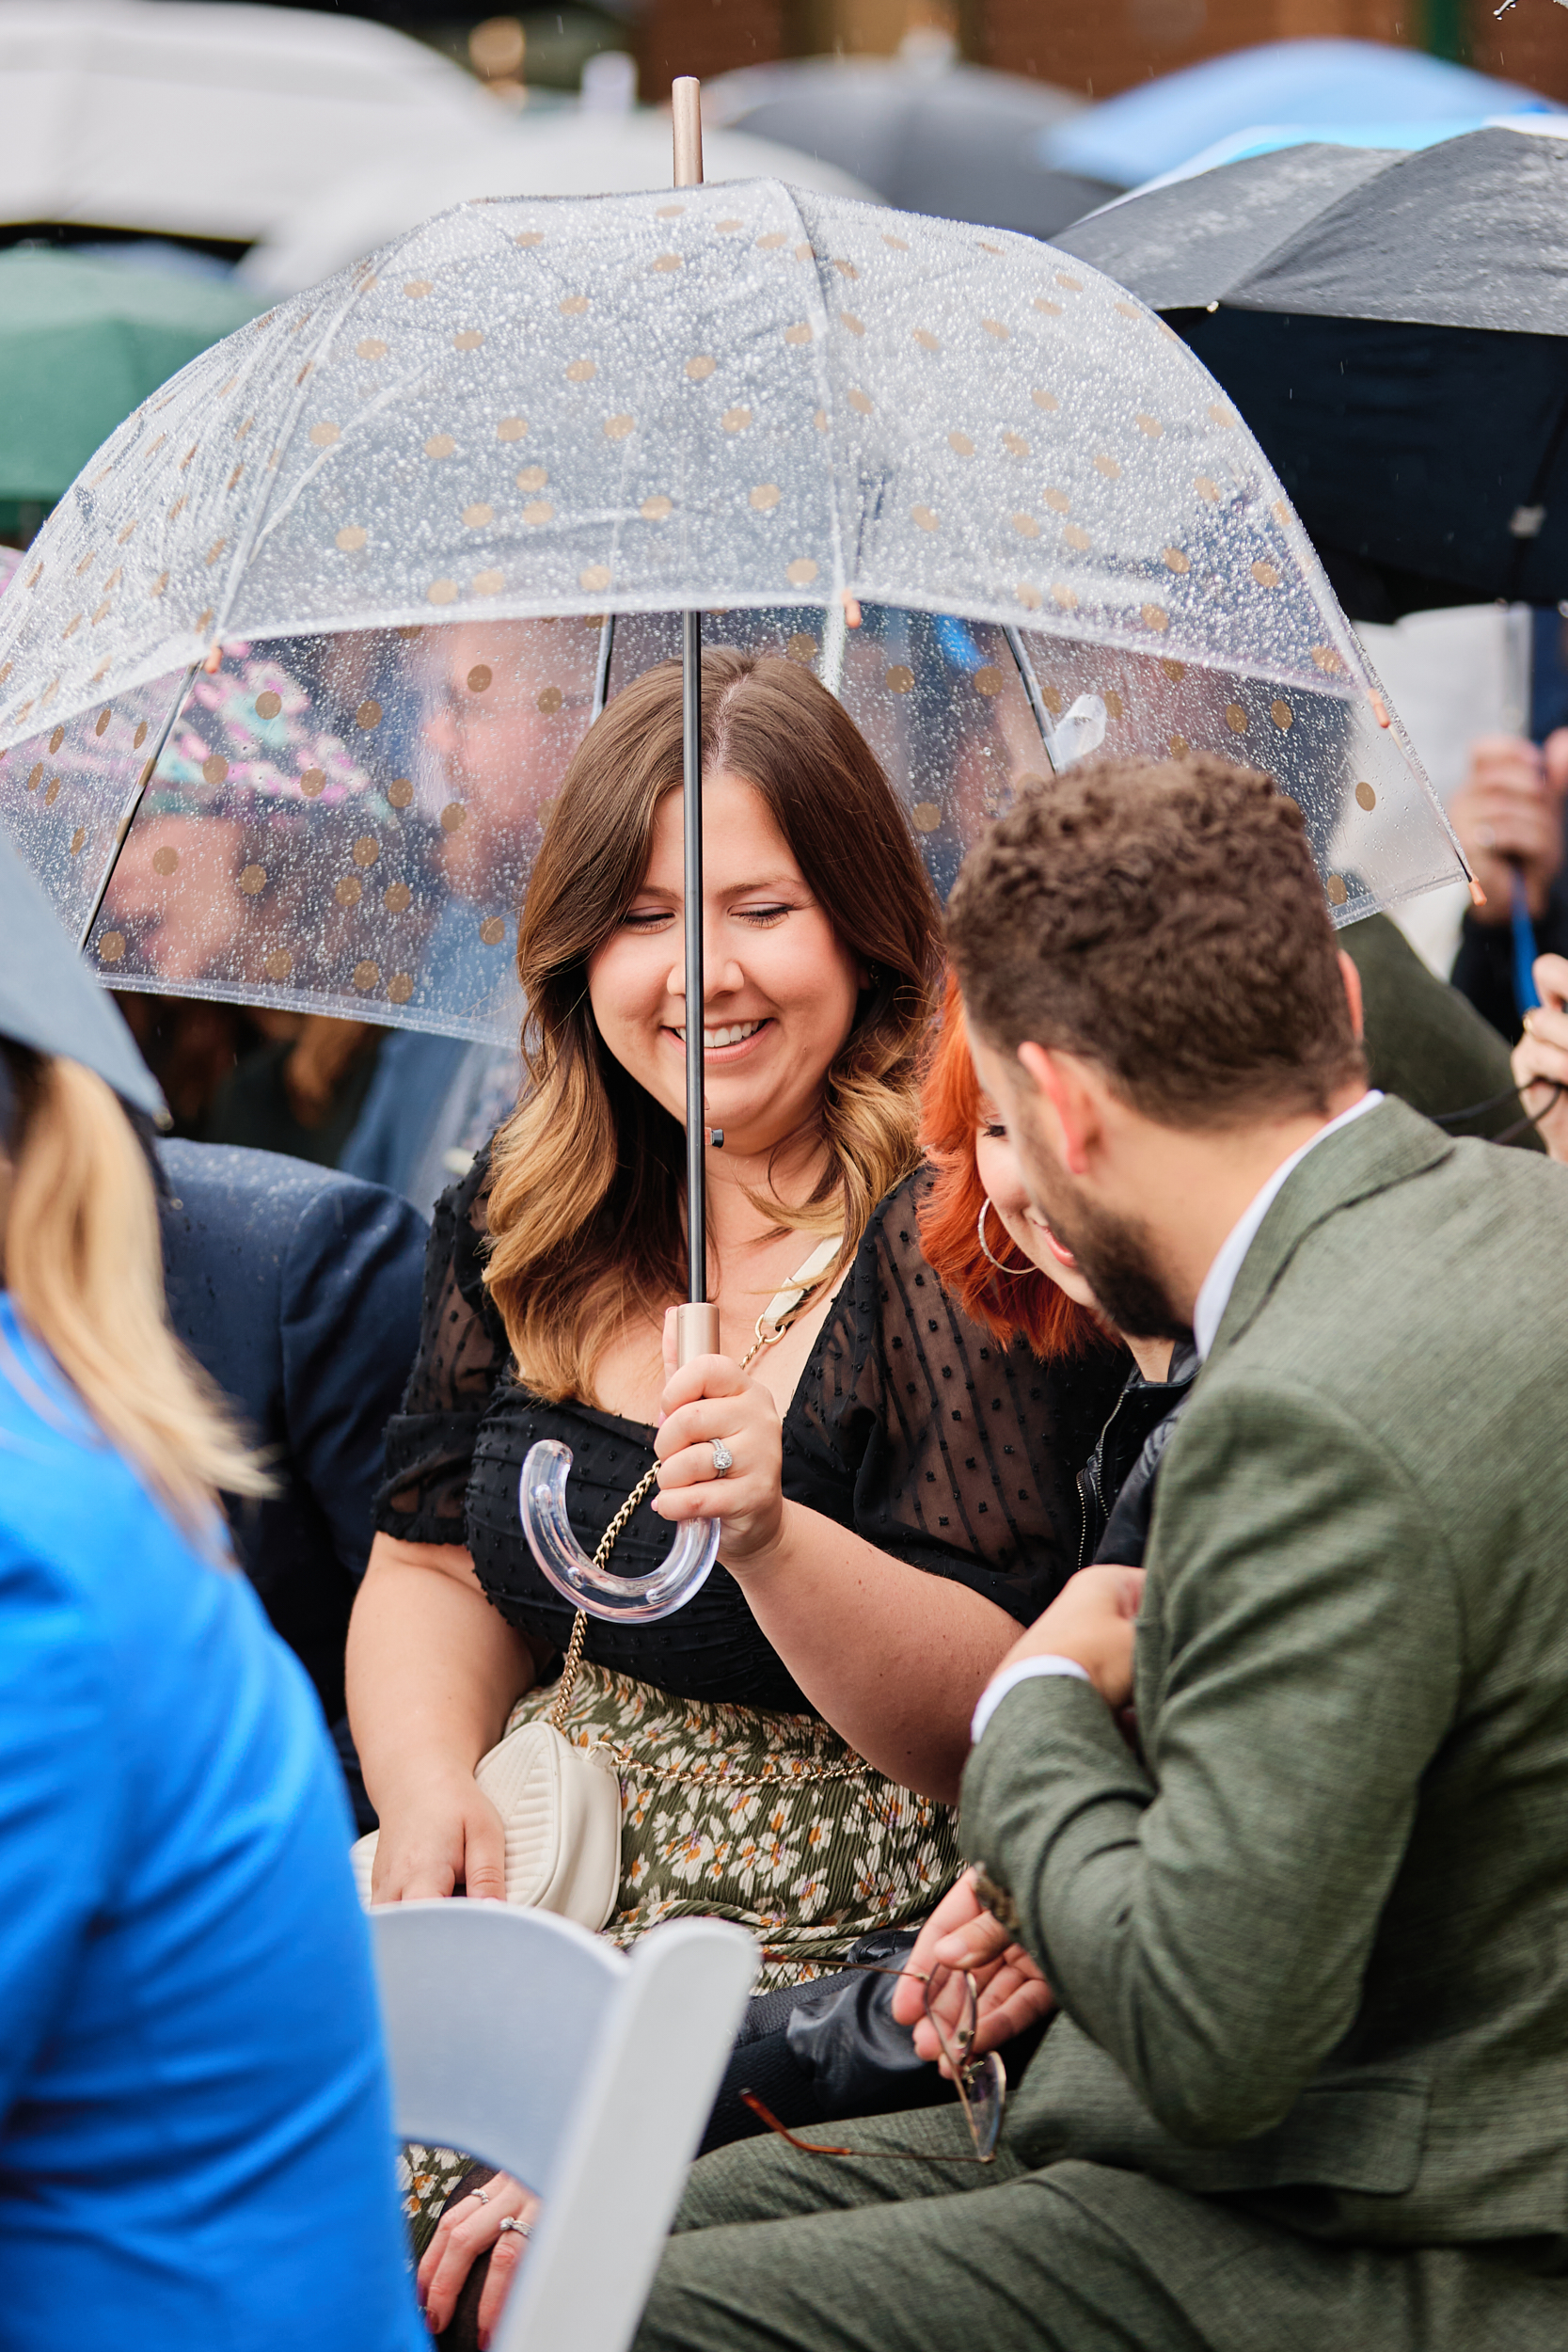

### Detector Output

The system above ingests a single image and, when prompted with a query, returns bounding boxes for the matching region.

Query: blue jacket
[0,1298,421,2349]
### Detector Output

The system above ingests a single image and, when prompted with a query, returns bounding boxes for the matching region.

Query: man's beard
[1013,1100,1194,1347]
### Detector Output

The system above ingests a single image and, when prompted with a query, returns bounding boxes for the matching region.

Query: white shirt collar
[1191,1092,1383,1361]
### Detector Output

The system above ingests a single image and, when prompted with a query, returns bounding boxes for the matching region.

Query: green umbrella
[0,247,261,523]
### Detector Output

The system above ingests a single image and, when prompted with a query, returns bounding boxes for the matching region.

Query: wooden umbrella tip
[673,76,704,188]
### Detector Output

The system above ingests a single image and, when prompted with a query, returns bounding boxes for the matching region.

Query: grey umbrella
[1058,127,1568,614]
[0,816,162,1115]
[705,52,1112,242]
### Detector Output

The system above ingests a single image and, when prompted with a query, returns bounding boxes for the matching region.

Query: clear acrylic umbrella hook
[518,1439,722,1623]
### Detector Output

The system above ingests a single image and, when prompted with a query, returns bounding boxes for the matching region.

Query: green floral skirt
[401,1660,959,2248]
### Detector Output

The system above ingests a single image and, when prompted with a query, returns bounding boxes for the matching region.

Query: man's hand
[993,1565,1146,1710]
[891,1870,1053,2068]
[1449,730,1568,922]
[1513,952,1568,1162]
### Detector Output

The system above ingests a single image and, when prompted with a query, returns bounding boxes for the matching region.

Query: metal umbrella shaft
[672,80,720,1369]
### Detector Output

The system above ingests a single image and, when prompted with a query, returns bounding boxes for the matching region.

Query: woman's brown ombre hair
[484,649,943,1403]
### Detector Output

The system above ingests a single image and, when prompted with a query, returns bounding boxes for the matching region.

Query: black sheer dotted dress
[372,1143,1127,1986]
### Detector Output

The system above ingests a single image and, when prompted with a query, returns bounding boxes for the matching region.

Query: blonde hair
[486,649,943,1404]
[2,1051,269,1539]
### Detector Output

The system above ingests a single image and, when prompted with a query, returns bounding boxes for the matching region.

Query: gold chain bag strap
[351,1237,843,1931]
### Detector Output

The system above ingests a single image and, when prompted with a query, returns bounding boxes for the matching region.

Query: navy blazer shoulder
[157,1140,427,1721]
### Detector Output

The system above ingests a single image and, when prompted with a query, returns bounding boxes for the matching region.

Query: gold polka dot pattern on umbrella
[686,355,715,379]
[388,973,414,1003]
[651,255,683,275]
[847,389,873,417]
[1053,584,1078,609]
[786,557,818,585]
[335,876,362,906]
[202,755,228,786]
[309,421,341,447]
[786,632,816,662]
[604,414,636,440]
[750,485,781,511]
[721,405,752,433]
[974,667,1002,696]
[98,931,125,962]
[537,686,563,713]
[1012,513,1039,538]
[911,803,942,832]
[352,836,380,867]
[1169,734,1189,757]
[1310,646,1346,674]
[300,769,325,797]
[1104,690,1124,719]
[256,691,281,720]
[460,502,493,529]
[1140,603,1168,631]
[1093,453,1121,479]
[335,526,367,552]
[264,949,293,981]
[1064,524,1089,551]
[1326,875,1348,906]
[69,827,87,856]
[520,499,554,526]
[1208,405,1236,428]
[912,328,940,352]
[239,864,267,895]
[1016,581,1041,610]
[384,880,413,911]
[49,724,65,752]
[1160,658,1185,682]
[473,568,503,595]
[948,430,974,455]
[1163,548,1189,573]
[94,706,110,737]
[579,564,610,591]
[403,279,432,298]
[387,778,414,810]
[43,778,62,805]
[427,579,458,603]
[1355,781,1377,811]
[425,434,456,459]
[717,217,743,232]
[1252,562,1281,588]
[1226,704,1249,733]
[480,916,507,946]
[912,505,939,532]
[498,417,528,442]
[453,331,484,352]
[885,664,915,694]
[1002,432,1029,458]
[1034,296,1063,318]
[566,358,597,383]
[353,961,379,992]
[641,494,673,519]
[152,845,179,875]
[356,338,388,361]
[25,762,40,789]
[784,324,813,345]
[1043,486,1070,513]
[515,230,544,247]
[1272,701,1293,731]
[441,803,467,832]
[356,699,382,729]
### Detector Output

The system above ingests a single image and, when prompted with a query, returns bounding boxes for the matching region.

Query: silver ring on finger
[709,1438,734,1478]
[498,2216,533,2239]
[467,2186,490,2206]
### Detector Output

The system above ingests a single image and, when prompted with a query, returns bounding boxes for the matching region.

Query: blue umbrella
[1037,38,1553,190]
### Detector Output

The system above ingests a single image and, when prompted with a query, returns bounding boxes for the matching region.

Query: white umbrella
[0,0,499,245]
[236,115,876,297]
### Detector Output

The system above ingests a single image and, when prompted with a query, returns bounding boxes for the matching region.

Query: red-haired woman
[919,975,1196,1567]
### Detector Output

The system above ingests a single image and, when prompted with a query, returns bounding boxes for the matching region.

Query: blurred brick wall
[635,0,1568,105]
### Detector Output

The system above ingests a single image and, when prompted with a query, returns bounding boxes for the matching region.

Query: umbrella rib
[75,659,200,955]
[1003,627,1061,773]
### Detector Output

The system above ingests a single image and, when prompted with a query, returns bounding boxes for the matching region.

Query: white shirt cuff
[971,1656,1092,1747]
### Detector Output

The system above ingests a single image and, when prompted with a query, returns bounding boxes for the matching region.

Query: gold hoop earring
[976,1197,1030,1278]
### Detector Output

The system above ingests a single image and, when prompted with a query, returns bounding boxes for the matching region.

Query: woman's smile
[666,1015,774,1060]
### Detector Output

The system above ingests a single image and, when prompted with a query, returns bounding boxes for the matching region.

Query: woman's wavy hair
[0,1043,268,1541]
[918,972,1106,1361]
[485,648,944,1404]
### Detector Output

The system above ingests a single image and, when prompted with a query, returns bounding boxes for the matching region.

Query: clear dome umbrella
[0,95,1469,1616]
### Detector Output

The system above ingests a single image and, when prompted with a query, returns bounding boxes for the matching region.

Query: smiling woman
[345,653,1126,2327]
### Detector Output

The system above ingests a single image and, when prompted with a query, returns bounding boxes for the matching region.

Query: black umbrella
[1058,128,1568,620]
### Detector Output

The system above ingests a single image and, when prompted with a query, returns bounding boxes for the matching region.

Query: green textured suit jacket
[962,1099,1568,2255]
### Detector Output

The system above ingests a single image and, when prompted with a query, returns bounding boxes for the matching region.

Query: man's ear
[1338,949,1364,1043]
[1016,1041,1100,1177]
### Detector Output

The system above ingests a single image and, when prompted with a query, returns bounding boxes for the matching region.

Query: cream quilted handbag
[351,1717,621,1931]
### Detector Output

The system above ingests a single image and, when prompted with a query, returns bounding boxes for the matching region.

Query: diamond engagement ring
[710,1438,734,1478]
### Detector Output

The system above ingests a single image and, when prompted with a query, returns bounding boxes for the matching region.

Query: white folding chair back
[371,1902,756,2352]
